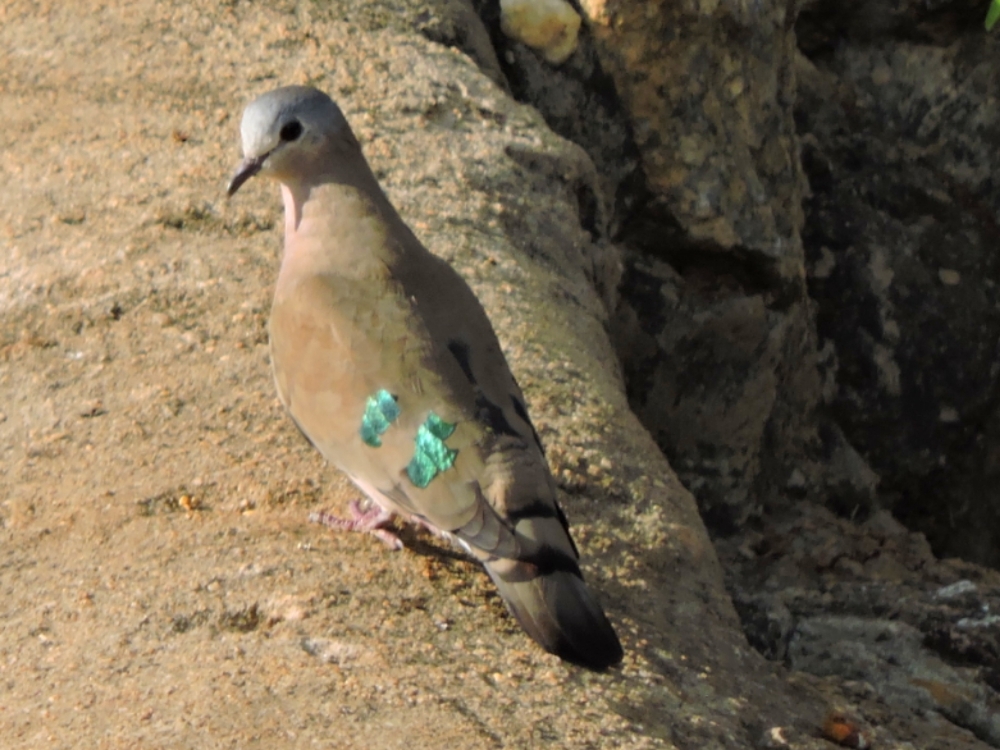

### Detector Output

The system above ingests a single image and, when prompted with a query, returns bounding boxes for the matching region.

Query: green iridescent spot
[360,389,400,447]
[406,412,457,489]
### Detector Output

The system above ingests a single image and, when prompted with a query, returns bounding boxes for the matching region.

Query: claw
[308,501,403,550]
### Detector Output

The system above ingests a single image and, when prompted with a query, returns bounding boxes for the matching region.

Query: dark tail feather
[484,561,623,670]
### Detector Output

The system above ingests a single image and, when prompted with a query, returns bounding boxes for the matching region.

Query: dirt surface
[3,1,992,749]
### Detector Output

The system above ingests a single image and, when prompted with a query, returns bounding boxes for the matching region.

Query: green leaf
[987,0,1000,31]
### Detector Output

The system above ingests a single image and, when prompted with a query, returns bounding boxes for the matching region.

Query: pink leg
[308,500,403,551]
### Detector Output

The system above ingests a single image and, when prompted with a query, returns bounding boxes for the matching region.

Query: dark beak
[226,155,266,198]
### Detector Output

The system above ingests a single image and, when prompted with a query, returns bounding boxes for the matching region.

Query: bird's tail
[483,558,623,670]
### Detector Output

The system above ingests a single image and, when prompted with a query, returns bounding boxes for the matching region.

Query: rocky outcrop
[490,0,1000,566]
[485,0,1000,744]
[796,3,1000,567]
[4,0,1000,747]
[0,0,867,747]
[721,502,1000,747]
[548,0,836,533]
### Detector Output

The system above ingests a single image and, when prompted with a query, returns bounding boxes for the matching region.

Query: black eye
[280,120,303,142]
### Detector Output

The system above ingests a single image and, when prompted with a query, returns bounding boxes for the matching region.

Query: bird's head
[227,85,349,197]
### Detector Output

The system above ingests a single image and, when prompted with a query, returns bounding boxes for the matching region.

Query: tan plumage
[227,86,622,669]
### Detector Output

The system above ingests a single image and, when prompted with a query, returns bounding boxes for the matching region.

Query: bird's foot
[309,500,403,550]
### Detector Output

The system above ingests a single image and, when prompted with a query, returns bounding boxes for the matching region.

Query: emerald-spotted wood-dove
[227,86,622,669]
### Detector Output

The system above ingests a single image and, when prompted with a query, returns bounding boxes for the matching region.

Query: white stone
[500,0,582,65]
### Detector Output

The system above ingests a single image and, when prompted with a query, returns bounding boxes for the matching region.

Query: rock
[795,10,1000,566]
[0,0,878,746]
[789,616,1000,746]
[732,592,795,661]
[414,0,508,89]
[721,500,1000,747]
[935,580,978,600]
[474,0,640,237]
[3,0,1000,747]
[557,0,840,534]
[499,0,581,65]
[579,0,806,259]
[612,251,811,530]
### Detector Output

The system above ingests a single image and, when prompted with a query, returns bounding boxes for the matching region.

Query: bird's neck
[277,168,407,282]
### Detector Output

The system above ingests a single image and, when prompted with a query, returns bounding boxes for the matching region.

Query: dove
[226,85,622,670]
